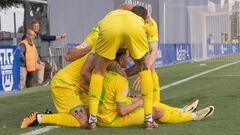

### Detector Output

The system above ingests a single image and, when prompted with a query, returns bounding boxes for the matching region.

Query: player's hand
[131,76,141,91]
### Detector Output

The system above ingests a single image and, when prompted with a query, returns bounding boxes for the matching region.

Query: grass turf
[0,60,240,135]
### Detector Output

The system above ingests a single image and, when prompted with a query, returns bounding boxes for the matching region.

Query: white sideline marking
[20,126,59,135]
[20,60,240,135]
[199,74,240,77]
[161,61,240,90]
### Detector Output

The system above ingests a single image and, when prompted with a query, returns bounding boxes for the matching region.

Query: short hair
[115,48,128,61]
[31,21,39,26]
[131,6,148,20]
[26,29,34,34]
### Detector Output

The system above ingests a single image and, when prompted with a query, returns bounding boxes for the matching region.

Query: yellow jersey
[53,26,99,89]
[97,71,132,124]
[145,17,159,43]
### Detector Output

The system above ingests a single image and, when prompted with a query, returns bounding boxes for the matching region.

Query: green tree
[0,0,21,9]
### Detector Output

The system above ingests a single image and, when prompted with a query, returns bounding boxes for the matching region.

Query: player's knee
[71,107,88,128]
[153,107,164,119]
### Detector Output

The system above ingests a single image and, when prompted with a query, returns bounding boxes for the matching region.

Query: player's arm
[114,78,143,116]
[148,42,158,69]
[117,99,142,116]
[80,53,95,90]
[64,43,92,62]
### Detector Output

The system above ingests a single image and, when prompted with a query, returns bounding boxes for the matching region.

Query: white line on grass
[20,126,59,135]
[161,61,240,90]
[199,74,240,77]
[20,60,240,135]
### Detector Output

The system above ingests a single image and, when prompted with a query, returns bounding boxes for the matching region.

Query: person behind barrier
[19,29,45,88]
[22,21,67,85]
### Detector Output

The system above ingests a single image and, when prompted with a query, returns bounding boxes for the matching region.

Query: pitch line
[20,60,240,135]
[161,61,240,90]
[20,126,59,135]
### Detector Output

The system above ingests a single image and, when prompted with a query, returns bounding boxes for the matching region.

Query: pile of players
[20,3,214,130]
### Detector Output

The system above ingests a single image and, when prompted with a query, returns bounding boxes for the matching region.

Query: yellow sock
[159,110,192,123]
[89,74,104,115]
[157,102,179,112]
[139,70,153,115]
[152,72,160,102]
[41,114,80,127]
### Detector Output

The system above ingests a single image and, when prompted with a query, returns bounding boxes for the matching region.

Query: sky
[0,7,24,33]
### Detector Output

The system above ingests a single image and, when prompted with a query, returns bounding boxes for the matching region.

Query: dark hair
[115,48,128,61]
[131,6,148,20]
[31,21,39,25]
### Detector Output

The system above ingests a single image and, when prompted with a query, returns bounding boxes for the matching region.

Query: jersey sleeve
[83,26,99,46]
[115,77,129,104]
[145,17,159,44]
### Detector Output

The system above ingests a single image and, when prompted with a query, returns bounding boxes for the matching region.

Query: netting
[164,1,240,62]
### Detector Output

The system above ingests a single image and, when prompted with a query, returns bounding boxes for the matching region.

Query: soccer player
[83,6,156,129]
[20,27,99,129]
[97,48,215,127]
[119,3,186,113]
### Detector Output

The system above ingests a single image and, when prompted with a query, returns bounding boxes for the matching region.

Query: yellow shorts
[51,78,88,113]
[95,10,148,60]
[98,108,144,127]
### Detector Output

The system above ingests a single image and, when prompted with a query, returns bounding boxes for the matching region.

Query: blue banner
[155,43,191,67]
[176,43,191,62]
[208,44,240,56]
[0,45,20,94]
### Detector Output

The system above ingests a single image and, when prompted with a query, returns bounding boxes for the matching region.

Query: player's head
[119,3,134,10]
[115,48,129,68]
[31,21,40,33]
[131,6,148,20]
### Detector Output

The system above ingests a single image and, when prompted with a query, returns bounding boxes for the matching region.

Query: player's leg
[87,15,123,129]
[133,57,154,128]
[156,106,214,123]
[126,24,154,128]
[20,107,88,129]
[20,78,88,128]
[154,100,199,113]
[151,68,161,103]
[88,55,110,128]
[21,78,89,128]
[98,108,145,127]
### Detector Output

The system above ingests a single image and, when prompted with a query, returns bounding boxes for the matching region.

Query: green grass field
[0,59,240,135]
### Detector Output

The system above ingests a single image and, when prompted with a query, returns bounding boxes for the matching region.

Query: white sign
[0,49,14,92]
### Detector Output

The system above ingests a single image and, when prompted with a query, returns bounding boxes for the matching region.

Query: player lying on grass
[20,48,214,129]
[93,49,215,127]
